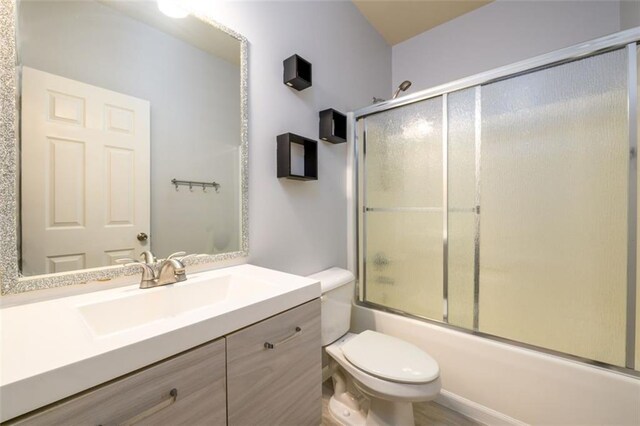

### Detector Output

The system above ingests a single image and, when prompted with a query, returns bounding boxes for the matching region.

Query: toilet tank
[308,267,355,346]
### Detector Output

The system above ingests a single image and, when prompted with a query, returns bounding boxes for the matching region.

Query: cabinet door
[8,338,226,426]
[227,299,321,426]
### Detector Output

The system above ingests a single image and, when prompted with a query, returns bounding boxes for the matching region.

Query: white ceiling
[353,0,493,45]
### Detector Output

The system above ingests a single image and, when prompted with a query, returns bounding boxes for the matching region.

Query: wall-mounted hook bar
[171,178,221,193]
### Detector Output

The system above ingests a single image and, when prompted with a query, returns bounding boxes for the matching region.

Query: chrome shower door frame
[352,27,640,377]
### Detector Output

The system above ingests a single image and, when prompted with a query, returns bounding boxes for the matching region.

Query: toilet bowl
[308,268,441,426]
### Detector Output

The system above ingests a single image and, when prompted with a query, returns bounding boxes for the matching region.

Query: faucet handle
[176,253,197,264]
[167,251,187,260]
[173,253,208,267]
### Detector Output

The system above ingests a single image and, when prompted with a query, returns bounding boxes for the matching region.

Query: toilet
[309,267,441,426]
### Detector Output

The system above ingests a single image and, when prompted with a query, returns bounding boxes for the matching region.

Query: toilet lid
[341,330,439,384]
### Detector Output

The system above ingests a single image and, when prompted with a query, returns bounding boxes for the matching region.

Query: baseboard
[435,390,528,426]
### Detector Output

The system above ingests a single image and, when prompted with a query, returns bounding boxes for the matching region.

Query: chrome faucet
[116,254,157,288]
[117,251,198,289]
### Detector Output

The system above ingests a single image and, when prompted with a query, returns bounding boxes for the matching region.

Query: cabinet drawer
[7,338,226,426]
[227,299,321,426]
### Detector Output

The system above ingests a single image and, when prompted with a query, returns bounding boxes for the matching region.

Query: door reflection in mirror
[17,0,242,276]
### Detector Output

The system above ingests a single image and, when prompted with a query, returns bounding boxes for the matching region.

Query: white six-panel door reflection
[21,66,150,276]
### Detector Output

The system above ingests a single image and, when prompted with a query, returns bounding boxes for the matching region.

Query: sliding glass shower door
[358,45,638,370]
[363,98,444,320]
[447,88,478,329]
[478,48,629,367]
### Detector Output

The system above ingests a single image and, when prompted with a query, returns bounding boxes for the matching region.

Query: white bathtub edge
[351,305,640,425]
[436,389,528,426]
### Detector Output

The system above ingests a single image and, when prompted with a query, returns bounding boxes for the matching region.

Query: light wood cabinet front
[227,299,322,426]
[7,338,226,426]
[4,300,323,426]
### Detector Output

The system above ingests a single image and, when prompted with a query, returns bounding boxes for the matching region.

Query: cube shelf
[319,108,347,144]
[277,133,318,181]
[283,54,312,91]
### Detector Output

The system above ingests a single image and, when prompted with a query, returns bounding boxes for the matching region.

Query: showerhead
[392,80,412,99]
[399,80,412,91]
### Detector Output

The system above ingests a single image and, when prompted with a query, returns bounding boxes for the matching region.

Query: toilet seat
[341,330,439,384]
[326,333,441,404]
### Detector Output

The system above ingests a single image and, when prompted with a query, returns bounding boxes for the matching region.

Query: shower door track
[352,27,640,377]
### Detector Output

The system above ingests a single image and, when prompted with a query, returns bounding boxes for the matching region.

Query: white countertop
[0,264,320,422]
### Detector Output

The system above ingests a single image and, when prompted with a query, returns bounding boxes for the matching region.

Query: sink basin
[78,274,275,336]
[1,264,320,423]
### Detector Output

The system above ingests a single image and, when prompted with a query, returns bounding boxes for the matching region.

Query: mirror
[11,0,247,281]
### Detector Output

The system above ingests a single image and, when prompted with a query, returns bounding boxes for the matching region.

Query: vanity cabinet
[4,299,321,425]
[227,299,322,426]
[6,339,227,426]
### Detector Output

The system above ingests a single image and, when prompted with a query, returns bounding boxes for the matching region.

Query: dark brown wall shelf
[283,54,312,91]
[277,133,318,181]
[319,109,347,144]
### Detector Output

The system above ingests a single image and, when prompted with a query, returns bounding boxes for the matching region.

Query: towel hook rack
[171,179,220,193]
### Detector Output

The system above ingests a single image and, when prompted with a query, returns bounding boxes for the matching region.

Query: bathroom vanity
[0,265,322,425]
[0,1,327,422]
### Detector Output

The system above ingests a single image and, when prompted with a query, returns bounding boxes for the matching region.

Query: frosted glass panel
[447,88,477,329]
[365,98,443,208]
[360,47,635,370]
[363,96,443,320]
[479,49,628,366]
[365,211,443,319]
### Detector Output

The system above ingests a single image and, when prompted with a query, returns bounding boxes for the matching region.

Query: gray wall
[392,0,625,93]
[621,0,640,30]
[201,2,392,276]
[19,1,241,258]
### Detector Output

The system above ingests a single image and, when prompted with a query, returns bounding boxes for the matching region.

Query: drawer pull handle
[121,388,178,425]
[264,326,302,349]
